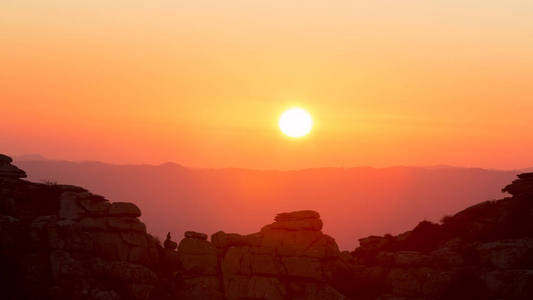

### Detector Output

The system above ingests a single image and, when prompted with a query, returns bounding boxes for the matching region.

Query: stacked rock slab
[35,192,162,300]
[210,210,346,300]
[176,231,224,299]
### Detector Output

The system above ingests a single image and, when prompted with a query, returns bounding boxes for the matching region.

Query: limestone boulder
[288,282,347,300]
[429,247,465,268]
[275,210,320,221]
[224,275,285,300]
[262,218,323,231]
[78,194,110,216]
[260,229,339,258]
[262,210,323,231]
[92,260,158,284]
[393,251,431,267]
[47,220,94,251]
[89,288,120,300]
[484,270,533,298]
[125,283,154,300]
[91,231,130,261]
[477,238,533,269]
[58,192,86,220]
[80,217,108,231]
[179,236,217,255]
[178,237,218,275]
[176,276,224,300]
[211,231,248,249]
[109,202,141,217]
[218,210,344,299]
[185,231,208,240]
[159,247,181,272]
[222,246,283,276]
[49,250,90,279]
[282,256,323,280]
[121,231,148,247]
[387,267,454,298]
[107,217,146,233]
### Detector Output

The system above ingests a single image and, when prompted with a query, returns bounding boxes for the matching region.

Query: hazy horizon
[10,153,533,172]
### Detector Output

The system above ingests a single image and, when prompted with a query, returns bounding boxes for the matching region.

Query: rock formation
[1,154,533,299]
[211,210,344,300]
[0,156,162,300]
[0,154,26,178]
[334,172,533,300]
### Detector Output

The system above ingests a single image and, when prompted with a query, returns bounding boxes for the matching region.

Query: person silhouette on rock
[164,232,177,250]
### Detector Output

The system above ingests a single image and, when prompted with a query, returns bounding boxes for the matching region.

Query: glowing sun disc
[279,108,313,138]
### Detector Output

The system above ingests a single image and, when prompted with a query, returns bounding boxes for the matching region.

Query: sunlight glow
[279,108,313,138]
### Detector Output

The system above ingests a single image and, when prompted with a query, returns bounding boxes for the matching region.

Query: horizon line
[10,153,532,173]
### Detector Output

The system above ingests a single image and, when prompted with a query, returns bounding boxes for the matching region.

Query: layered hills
[14,157,521,249]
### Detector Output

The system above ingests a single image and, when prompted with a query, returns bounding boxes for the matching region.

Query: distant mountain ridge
[14,157,527,249]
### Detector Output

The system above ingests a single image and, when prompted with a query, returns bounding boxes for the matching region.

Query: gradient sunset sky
[2,1,533,170]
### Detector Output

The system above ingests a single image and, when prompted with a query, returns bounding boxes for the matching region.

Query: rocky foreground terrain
[1,154,533,299]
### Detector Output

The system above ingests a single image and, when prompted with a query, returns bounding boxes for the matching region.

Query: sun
[279,108,313,138]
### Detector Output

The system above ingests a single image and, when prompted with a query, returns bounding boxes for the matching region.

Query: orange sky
[2,1,533,170]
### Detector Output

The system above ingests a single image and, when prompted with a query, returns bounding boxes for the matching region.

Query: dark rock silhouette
[1,154,533,299]
[503,172,533,197]
[184,231,208,240]
[211,210,343,299]
[0,154,26,178]
[335,172,533,300]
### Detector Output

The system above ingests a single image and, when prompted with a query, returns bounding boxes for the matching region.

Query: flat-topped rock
[275,210,320,221]
[55,184,88,192]
[211,231,249,249]
[218,211,342,299]
[262,218,323,231]
[109,202,141,217]
[262,210,323,231]
[185,231,208,240]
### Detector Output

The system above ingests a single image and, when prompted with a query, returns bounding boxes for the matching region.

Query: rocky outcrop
[0,156,165,300]
[503,172,533,197]
[335,172,533,300]
[0,155,345,300]
[0,154,26,178]
[2,154,533,299]
[210,211,344,300]
[176,230,223,299]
